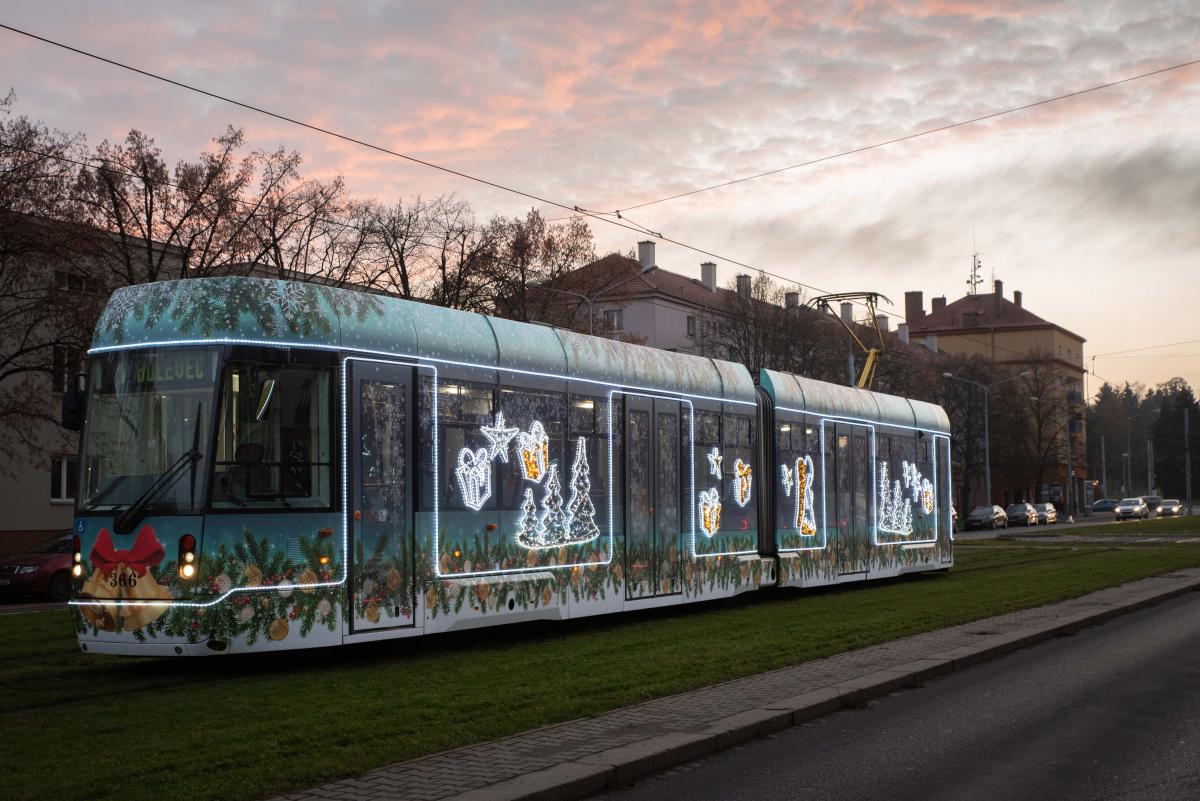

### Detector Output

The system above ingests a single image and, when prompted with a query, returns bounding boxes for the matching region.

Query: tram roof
[92,277,756,404]
[759,368,950,434]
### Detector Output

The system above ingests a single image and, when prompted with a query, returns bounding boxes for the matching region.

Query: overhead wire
[612,57,1200,213]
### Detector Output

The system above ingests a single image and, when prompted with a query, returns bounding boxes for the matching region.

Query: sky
[1,1,1197,393]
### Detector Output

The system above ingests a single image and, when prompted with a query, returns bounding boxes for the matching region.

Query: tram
[66,277,952,656]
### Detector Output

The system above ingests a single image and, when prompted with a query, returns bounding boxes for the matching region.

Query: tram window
[418,376,496,511]
[722,412,756,531]
[568,394,613,521]
[497,386,566,511]
[775,417,817,534]
[212,363,333,509]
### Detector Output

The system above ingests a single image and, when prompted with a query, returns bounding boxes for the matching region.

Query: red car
[0,532,73,602]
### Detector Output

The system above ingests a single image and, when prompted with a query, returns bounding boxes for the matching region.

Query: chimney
[932,296,947,313]
[1013,290,1022,308]
[840,302,854,325]
[736,274,751,299]
[993,278,1003,298]
[875,314,889,333]
[904,291,925,325]
[784,291,799,309]
[700,261,717,291]
[897,323,909,344]
[637,240,656,269]
[923,334,939,353]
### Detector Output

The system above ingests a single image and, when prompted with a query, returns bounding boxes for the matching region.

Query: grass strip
[5,538,1200,801]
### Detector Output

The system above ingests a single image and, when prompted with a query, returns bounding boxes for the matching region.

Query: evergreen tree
[539,464,569,543]
[566,437,600,544]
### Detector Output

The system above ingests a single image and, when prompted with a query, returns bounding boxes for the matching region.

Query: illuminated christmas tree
[517,488,542,547]
[566,437,600,544]
[539,464,569,544]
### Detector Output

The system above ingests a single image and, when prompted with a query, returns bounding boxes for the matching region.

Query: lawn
[1027,514,1200,538]
[6,537,1200,801]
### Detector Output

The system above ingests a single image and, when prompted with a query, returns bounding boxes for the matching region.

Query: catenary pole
[1101,435,1108,500]
[1185,409,1192,516]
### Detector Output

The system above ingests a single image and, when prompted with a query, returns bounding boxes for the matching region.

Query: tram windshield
[79,348,218,514]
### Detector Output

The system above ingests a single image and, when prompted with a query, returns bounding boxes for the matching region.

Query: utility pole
[1147,439,1154,495]
[1065,417,1073,517]
[1100,435,1108,500]
[1185,408,1193,515]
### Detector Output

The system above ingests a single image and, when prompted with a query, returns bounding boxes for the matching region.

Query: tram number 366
[108,570,138,588]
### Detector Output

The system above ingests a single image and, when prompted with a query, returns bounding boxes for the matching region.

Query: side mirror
[61,373,86,432]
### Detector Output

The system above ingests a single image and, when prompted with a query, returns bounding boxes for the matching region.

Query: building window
[604,309,623,331]
[687,315,697,338]
[51,346,82,393]
[50,455,79,502]
[53,270,99,294]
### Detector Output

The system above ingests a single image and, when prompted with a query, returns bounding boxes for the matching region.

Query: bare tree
[993,350,1067,502]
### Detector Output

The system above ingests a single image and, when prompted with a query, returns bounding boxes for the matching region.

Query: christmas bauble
[238,605,254,625]
[385,567,401,592]
[316,598,331,622]
[365,603,381,623]
[541,585,553,606]
[298,568,318,593]
[425,586,438,610]
[268,618,289,641]
[215,572,232,594]
[243,565,262,587]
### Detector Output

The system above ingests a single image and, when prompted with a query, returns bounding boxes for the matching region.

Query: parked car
[0,532,73,602]
[1091,498,1119,513]
[1006,502,1039,526]
[966,505,1008,530]
[1114,497,1149,521]
[1143,496,1163,516]
[1159,499,1182,517]
[1035,503,1058,525]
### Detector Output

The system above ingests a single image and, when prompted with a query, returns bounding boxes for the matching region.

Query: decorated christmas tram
[67,277,952,656]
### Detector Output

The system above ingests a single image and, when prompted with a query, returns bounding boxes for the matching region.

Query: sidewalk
[270,568,1200,801]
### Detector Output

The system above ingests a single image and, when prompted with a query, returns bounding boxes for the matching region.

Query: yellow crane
[806,292,892,390]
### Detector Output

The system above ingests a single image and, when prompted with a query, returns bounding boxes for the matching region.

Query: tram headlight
[178,534,197,580]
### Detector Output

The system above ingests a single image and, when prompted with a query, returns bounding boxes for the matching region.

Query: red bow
[90,526,165,577]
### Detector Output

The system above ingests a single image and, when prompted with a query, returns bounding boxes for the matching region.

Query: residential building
[906,279,1088,512]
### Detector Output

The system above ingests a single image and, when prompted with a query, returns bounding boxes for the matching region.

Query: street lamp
[529,263,658,335]
[942,369,1032,509]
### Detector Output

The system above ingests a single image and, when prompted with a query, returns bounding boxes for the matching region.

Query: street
[590,589,1200,801]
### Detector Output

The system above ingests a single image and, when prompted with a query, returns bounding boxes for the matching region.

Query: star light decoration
[707,447,723,478]
[480,412,519,463]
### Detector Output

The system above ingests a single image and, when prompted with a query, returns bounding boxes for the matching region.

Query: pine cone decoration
[385,567,402,592]
[365,602,381,623]
[242,564,262,587]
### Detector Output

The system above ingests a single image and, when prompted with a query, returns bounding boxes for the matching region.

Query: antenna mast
[967,252,983,295]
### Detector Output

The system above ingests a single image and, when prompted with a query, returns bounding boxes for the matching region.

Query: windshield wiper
[113,402,204,535]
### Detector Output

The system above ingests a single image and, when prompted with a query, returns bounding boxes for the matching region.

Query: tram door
[835,422,873,576]
[625,396,683,599]
[349,361,416,632]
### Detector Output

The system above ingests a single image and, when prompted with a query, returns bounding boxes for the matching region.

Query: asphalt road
[590,589,1200,801]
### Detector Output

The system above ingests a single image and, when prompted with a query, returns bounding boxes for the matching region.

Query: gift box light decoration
[481,411,519,463]
[733,458,753,507]
[707,446,722,478]
[517,420,550,482]
[699,488,722,537]
[455,447,493,510]
[795,455,817,536]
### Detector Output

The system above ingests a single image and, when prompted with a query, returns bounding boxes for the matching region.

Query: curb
[445,572,1200,801]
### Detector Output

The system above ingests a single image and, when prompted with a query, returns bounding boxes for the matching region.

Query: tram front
[69,343,343,656]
